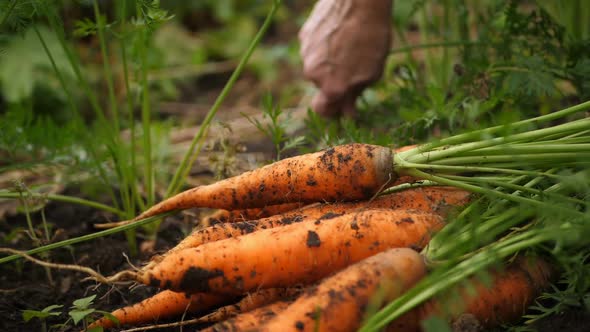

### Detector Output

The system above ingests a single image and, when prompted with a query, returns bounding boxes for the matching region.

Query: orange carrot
[204,202,305,224]
[90,287,300,330]
[151,210,345,263]
[387,256,554,331]
[161,186,469,256]
[195,287,303,325]
[132,143,394,221]
[293,186,471,217]
[89,291,230,329]
[133,209,443,294]
[200,300,294,332]
[260,248,427,332]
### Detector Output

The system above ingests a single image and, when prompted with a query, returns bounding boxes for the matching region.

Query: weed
[22,304,62,332]
[243,93,305,161]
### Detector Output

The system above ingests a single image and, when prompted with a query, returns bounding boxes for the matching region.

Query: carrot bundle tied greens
[87,100,590,331]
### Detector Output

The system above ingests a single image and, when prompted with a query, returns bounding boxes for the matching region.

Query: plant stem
[134,2,155,209]
[0,192,124,216]
[0,212,173,265]
[93,0,120,132]
[450,144,590,156]
[118,5,141,214]
[401,101,590,157]
[165,0,281,197]
[442,174,587,205]
[426,152,590,166]
[400,168,585,217]
[399,160,563,178]
[403,118,590,164]
[32,25,78,116]
[18,191,38,243]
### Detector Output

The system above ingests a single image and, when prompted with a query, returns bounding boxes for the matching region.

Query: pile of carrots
[92,143,553,331]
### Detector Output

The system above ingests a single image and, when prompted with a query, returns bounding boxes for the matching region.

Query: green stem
[0,192,124,216]
[166,0,281,197]
[0,212,173,265]
[453,144,590,156]
[18,191,38,242]
[93,0,120,132]
[136,20,154,208]
[425,152,590,166]
[399,161,563,178]
[117,0,141,214]
[380,180,440,195]
[32,25,78,115]
[42,7,106,124]
[400,168,585,217]
[441,174,587,206]
[403,118,590,164]
[401,101,590,157]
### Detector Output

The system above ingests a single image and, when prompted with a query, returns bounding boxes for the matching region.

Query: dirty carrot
[200,300,294,332]
[90,288,300,330]
[195,287,303,325]
[89,291,230,329]
[132,143,394,221]
[387,256,554,331]
[159,186,469,258]
[129,209,443,294]
[146,210,344,268]
[203,202,305,225]
[260,248,427,332]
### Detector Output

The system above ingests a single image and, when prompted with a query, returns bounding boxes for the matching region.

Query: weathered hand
[299,0,393,117]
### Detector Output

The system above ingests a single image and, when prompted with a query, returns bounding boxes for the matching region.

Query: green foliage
[244,93,305,161]
[520,250,590,326]
[20,294,117,331]
[22,304,62,322]
[0,25,73,102]
[68,294,97,325]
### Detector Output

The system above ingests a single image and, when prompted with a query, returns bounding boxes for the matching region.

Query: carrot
[303,186,470,217]
[89,290,230,329]
[146,210,345,269]
[259,248,427,332]
[90,287,300,330]
[200,300,294,332]
[196,287,303,325]
[133,209,443,294]
[387,256,554,331]
[204,202,305,225]
[132,143,394,221]
[161,186,469,256]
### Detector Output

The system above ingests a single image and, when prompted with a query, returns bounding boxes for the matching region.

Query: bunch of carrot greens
[360,102,590,331]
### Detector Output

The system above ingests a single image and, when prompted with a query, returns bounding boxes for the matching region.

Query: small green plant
[22,304,62,332]
[67,294,111,331]
[22,295,118,332]
[243,93,305,161]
